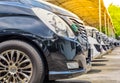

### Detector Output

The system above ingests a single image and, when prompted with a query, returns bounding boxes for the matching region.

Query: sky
[104,0,120,7]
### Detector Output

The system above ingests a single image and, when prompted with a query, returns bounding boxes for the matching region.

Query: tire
[0,40,44,83]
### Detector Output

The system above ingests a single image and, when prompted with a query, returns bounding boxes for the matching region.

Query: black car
[0,0,91,83]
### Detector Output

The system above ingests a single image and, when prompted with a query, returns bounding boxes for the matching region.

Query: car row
[0,0,119,83]
[85,26,118,60]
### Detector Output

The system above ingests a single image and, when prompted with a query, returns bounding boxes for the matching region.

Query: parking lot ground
[52,47,120,83]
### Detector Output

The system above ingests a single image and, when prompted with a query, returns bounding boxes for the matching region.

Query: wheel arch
[0,34,49,79]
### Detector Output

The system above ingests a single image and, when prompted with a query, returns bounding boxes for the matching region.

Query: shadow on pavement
[87,69,101,74]
[92,59,108,62]
[92,63,106,66]
[48,80,91,83]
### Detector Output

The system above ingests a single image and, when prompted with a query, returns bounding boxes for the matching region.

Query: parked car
[99,32,109,54]
[108,37,116,49]
[116,40,120,46]
[113,38,120,47]
[86,26,101,60]
[0,0,91,83]
[21,0,91,76]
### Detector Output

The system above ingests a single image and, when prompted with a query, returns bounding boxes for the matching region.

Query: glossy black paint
[0,0,90,80]
[0,2,55,38]
[19,0,77,18]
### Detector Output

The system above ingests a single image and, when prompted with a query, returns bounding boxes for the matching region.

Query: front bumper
[49,68,85,80]
[47,51,89,80]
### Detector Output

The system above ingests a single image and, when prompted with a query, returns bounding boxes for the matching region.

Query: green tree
[108,4,120,38]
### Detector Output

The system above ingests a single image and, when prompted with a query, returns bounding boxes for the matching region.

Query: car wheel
[0,40,44,83]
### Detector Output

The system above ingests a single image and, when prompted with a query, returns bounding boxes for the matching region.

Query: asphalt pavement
[50,47,120,83]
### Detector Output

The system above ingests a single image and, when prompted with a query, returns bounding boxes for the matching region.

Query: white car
[99,32,109,55]
[108,37,116,49]
[113,38,120,47]
[86,26,101,60]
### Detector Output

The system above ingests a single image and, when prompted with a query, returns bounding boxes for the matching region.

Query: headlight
[32,8,75,38]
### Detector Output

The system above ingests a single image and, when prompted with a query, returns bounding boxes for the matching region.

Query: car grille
[70,19,88,42]
[102,45,107,51]
[70,19,90,52]
[96,32,101,44]
[94,44,101,52]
